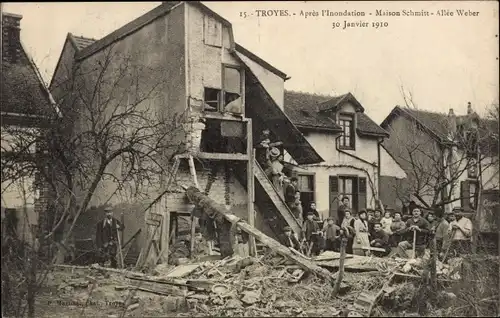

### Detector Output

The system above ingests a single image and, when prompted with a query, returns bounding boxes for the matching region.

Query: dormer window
[338,113,355,150]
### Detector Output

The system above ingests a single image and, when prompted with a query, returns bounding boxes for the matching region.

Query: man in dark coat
[96,206,124,268]
[395,208,430,258]
[370,222,391,257]
[279,226,301,250]
[302,212,324,256]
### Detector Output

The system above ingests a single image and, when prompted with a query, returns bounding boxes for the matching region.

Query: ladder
[139,153,200,266]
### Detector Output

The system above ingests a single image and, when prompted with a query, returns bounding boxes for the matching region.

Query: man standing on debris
[324,217,341,252]
[426,211,449,256]
[96,207,124,268]
[395,208,430,258]
[302,212,324,256]
[447,208,473,257]
[370,222,391,257]
[389,212,406,247]
[280,226,301,250]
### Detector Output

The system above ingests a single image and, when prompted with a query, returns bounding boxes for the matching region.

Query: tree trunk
[26,248,37,318]
[429,235,437,290]
[333,237,347,297]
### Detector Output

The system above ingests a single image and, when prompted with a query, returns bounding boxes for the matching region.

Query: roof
[1,38,59,125]
[284,91,341,131]
[381,106,499,155]
[235,59,323,165]
[235,43,288,80]
[69,34,97,50]
[75,1,233,61]
[318,92,365,113]
[283,90,389,137]
[54,3,287,86]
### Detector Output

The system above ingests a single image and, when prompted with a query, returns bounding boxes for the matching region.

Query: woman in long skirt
[352,210,371,256]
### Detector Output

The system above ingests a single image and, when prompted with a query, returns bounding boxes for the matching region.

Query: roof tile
[284,90,387,136]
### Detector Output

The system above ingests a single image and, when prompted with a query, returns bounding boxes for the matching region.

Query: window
[461,180,479,211]
[329,175,367,216]
[204,15,222,47]
[203,66,243,113]
[297,174,315,215]
[204,88,220,112]
[338,114,355,150]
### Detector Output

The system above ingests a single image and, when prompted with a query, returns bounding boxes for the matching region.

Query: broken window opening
[204,87,221,112]
[200,119,247,155]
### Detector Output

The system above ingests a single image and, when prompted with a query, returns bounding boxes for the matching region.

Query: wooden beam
[196,152,249,161]
[188,155,199,257]
[202,112,249,122]
[184,186,336,285]
[246,120,256,256]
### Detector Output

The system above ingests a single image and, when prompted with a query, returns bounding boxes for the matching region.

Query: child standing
[324,217,341,252]
[380,211,393,235]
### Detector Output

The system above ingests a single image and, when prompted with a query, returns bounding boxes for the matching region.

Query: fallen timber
[184,186,337,285]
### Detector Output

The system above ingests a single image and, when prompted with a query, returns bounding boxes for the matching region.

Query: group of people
[280,195,474,260]
[254,128,473,260]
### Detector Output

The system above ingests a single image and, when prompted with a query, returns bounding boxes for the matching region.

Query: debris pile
[393,257,463,281]
[159,253,345,317]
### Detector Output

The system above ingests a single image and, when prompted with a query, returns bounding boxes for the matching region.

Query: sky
[3,1,499,124]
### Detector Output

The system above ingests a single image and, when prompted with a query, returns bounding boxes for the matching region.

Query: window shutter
[460,181,469,210]
[330,176,338,192]
[358,177,367,211]
[329,176,339,218]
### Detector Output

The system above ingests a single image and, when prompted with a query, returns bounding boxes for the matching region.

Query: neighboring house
[1,12,59,243]
[283,91,407,221]
[381,103,499,217]
[49,1,323,255]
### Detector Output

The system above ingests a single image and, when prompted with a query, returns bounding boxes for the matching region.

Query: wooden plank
[188,155,199,258]
[184,186,337,285]
[202,112,249,122]
[197,152,249,161]
[362,246,388,253]
[246,120,256,256]
[165,264,201,278]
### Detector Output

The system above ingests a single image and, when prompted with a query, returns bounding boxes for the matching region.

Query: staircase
[253,160,303,236]
[233,160,303,237]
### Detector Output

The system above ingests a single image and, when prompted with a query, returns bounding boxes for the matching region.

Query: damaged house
[49,1,323,264]
[283,91,407,221]
[1,12,60,245]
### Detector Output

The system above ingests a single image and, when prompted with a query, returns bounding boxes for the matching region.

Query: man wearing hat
[265,147,285,192]
[302,211,324,256]
[279,226,300,250]
[447,207,473,257]
[255,129,271,167]
[96,206,124,268]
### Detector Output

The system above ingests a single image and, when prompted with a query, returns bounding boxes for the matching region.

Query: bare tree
[384,88,499,212]
[1,44,187,317]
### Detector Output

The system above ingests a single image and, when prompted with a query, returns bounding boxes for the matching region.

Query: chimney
[447,108,457,139]
[467,102,473,115]
[2,12,22,63]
